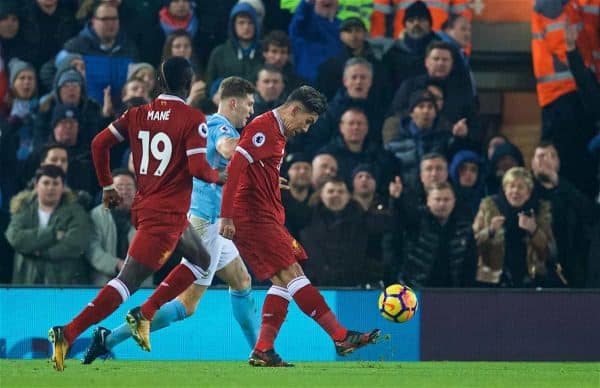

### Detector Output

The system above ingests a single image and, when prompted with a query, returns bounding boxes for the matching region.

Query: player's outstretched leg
[48,258,153,371]
[286,273,380,356]
[249,285,294,367]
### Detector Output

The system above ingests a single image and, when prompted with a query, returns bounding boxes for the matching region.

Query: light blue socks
[105,298,187,350]
[229,287,259,349]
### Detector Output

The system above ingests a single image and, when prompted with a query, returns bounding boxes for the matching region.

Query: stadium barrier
[1,288,597,361]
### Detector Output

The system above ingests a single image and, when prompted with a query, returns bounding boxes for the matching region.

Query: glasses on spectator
[94,16,119,22]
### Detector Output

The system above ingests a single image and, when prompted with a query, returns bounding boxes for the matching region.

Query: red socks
[288,276,347,342]
[141,263,197,320]
[254,287,290,352]
[64,283,123,344]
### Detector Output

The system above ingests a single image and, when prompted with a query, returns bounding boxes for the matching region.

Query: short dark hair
[425,40,454,58]
[92,2,118,19]
[40,143,69,162]
[262,30,291,51]
[158,57,193,97]
[112,168,136,183]
[257,64,284,78]
[321,176,347,187]
[536,139,558,151]
[35,164,65,183]
[219,76,256,100]
[421,152,447,166]
[285,86,327,116]
[426,181,455,196]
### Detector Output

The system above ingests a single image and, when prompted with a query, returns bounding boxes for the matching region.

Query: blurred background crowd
[0,0,599,289]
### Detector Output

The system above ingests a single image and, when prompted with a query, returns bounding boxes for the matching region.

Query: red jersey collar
[272,109,285,137]
[157,93,186,104]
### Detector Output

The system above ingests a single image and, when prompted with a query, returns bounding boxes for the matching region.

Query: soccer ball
[378,284,418,323]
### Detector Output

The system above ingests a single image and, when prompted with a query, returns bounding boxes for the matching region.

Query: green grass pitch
[1,360,599,387]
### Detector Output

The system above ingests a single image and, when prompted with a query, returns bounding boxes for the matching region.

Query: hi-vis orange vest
[578,0,600,81]
[531,1,588,107]
[371,0,472,38]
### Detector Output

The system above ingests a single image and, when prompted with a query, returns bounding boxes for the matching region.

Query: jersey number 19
[138,130,173,176]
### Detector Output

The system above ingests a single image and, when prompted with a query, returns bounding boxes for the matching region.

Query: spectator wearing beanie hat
[6,58,38,163]
[281,152,313,240]
[382,0,439,91]
[50,103,81,147]
[383,89,470,188]
[33,65,105,149]
[38,52,86,96]
[127,62,156,96]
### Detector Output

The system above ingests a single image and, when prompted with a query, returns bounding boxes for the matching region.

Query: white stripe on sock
[267,285,292,301]
[107,278,130,302]
[287,276,310,297]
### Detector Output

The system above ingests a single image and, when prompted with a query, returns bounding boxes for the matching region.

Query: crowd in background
[0,0,599,289]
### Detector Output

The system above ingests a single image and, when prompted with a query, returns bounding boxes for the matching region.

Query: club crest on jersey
[252,132,266,147]
[198,122,208,138]
[220,125,229,133]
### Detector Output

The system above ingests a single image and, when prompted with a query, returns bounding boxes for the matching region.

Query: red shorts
[128,209,188,271]
[233,221,307,282]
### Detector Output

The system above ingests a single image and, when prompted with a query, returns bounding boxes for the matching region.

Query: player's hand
[102,188,122,210]
[279,177,290,190]
[219,218,236,240]
[218,169,228,185]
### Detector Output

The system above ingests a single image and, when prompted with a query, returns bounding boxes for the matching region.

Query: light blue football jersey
[189,114,240,223]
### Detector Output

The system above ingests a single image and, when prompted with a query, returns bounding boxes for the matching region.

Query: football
[378,284,418,323]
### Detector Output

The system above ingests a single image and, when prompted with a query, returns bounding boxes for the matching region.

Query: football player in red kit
[220,86,381,367]
[48,57,221,371]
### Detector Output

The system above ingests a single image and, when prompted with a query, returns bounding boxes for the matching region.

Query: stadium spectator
[439,13,475,95]
[371,0,472,39]
[62,2,139,105]
[88,169,152,287]
[393,181,476,287]
[34,66,105,150]
[532,0,597,199]
[288,0,342,85]
[38,52,86,96]
[158,0,198,41]
[19,0,78,71]
[382,1,439,90]
[304,58,386,154]
[311,152,339,190]
[193,0,238,67]
[204,2,263,87]
[390,40,476,130]
[28,104,97,196]
[351,163,392,282]
[5,164,91,285]
[316,17,390,102]
[6,58,38,167]
[252,65,286,118]
[473,167,557,288]
[300,177,390,287]
[319,107,401,192]
[261,29,306,94]
[449,150,483,219]
[483,141,524,196]
[383,90,470,188]
[0,1,27,69]
[127,63,157,97]
[531,141,599,287]
[281,153,313,240]
[161,29,202,74]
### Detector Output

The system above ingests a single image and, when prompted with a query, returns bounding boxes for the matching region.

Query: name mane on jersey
[147,110,171,121]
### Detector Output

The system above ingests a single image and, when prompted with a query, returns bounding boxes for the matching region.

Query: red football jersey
[108,94,207,214]
[226,111,286,224]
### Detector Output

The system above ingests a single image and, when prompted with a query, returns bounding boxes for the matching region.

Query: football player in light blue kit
[82,77,259,363]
